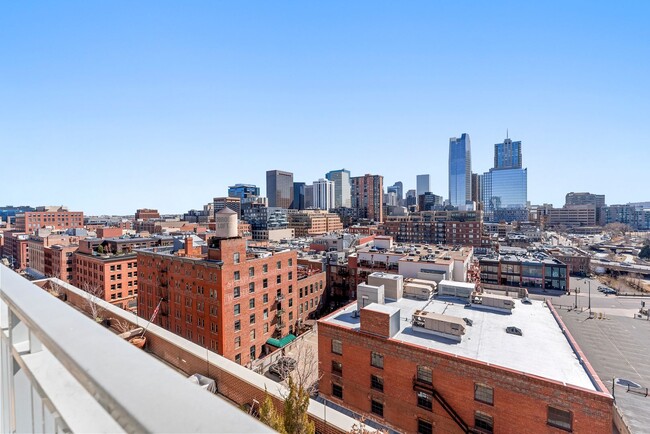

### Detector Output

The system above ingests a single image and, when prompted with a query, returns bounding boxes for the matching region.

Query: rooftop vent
[506,326,522,336]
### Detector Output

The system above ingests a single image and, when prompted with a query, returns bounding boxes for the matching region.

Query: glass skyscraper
[325,169,351,208]
[494,138,522,169]
[448,134,472,207]
[483,137,528,222]
[266,170,294,209]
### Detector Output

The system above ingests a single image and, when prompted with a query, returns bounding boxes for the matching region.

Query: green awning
[266,334,296,348]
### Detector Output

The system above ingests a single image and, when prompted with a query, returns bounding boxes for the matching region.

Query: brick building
[137,208,326,366]
[545,247,591,276]
[135,208,160,220]
[318,280,612,433]
[288,210,344,237]
[27,233,79,279]
[1,231,30,270]
[351,174,384,223]
[14,206,83,233]
[72,237,157,310]
[381,210,485,247]
[46,244,77,283]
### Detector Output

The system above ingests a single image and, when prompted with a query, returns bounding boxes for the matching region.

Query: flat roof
[323,296,597,390]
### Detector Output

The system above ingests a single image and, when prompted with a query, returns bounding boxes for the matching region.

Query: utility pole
[588,279,591,313]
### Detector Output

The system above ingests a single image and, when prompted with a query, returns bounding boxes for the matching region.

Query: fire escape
[413,377,475,433]
[157,266,169,329]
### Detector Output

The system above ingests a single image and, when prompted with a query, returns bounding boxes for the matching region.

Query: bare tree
[82,281,106,322]
[286,337,322,395]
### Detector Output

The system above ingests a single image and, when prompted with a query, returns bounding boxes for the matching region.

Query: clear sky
[1,1,648,215]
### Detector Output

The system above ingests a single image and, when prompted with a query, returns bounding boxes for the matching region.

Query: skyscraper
[482,137,528,222]
[293,182,306,210]
[312,179,335,210]
[227,184,260,200]
[266,170,294,209]
[325,169,352,208]
[448,134,472,207]
[494,138,522,169]
[350,174,384,223]
[387,182,403,205]
[416,175,430,197]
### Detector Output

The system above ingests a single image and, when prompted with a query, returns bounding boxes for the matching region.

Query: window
[250,345,256,361]
[417,392,432,410]
[250,329,256,340]
[234,286,240,298]
[234,271,240,281]
[263,294,269,303]
[371,399,383,417]
[474,412,493,433]
[417,366,432,384]
[234,304,240,315]
[547,407,572,431]
[289,299,293,307]
[263,323,269,333]
[331,339,342,355]
[371,375,384,392]
[234,320,241,332]
[474,384,493,405]
[263,309,269,319]
[276,260,281,270]
[288,272,293,280]
[235,336,241,348]
[250,314,256,324]
[288,284,293,293]
[288,258,293,266]
[263,264,268,273]
[249,267,255,277]
[235,354,241,365]
[249,299,255,309]
[371,352,384,369]
[249,282,255,293]
[263,278,268,288]
[277,275,282,284]
[417,419,433,434]
[332,360,342,376]
[332,384,343,399]
[233,252,240,264]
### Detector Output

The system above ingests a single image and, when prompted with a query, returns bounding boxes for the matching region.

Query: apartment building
[14,206,84,233]
[351,174,384,223]
[288,210,343,237]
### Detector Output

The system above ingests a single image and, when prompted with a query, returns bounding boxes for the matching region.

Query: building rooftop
[323,296,598,391]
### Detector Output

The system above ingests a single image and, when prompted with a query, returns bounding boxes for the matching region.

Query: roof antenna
[506,128,509,139]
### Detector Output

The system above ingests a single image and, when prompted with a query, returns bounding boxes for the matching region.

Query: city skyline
[2,2,649,214]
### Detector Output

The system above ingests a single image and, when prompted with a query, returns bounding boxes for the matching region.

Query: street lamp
[587,279,591,313]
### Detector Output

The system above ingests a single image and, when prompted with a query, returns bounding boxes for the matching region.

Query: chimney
[185,236,193,256]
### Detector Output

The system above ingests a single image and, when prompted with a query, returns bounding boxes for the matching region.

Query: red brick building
[14,206,84,233]
[135,208,160,220]
[1,231,30,270]
[351,174,384,223]
[137,210,326,366]
[318,290,612,433]
[46,244,77,283]
[72,238,156,311]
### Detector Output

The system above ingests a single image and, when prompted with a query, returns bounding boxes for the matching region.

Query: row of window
[332,380,572,433]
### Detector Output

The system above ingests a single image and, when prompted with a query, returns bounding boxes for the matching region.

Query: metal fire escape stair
[413,378,473,433]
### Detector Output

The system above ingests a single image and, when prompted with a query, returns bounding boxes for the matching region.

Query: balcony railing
[0,264,271,433]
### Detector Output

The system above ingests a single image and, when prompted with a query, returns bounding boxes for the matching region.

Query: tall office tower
[312,179,335,210]
[387,182,403,204]
[266,170,294,209]
[213,197,242,218]
[405,189,417,207]
[350,174,384,223]
[471,173,482,205]
[449,134,472,207]
[416,175,430,197]
[482,137,528,222]
[494,138,522,169]
[227,184,260,200]
[325,169,352,208]
[293,182,306,210]
[384,192,398,207]
[304,185,314,209]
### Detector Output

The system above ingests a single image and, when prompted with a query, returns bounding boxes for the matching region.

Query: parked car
[269,357,297,379]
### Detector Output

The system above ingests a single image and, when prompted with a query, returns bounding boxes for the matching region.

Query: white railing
[0,264,272,433]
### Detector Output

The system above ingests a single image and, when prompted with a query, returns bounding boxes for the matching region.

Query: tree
[259,393,286,434]
[640,241,650,260]
[97,245,105,254]
[82,282,106,322]
[282,376,314,434]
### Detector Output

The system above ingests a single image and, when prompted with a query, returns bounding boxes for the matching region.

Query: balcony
[0,264,271,433]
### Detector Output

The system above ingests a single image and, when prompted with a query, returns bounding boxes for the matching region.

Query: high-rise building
[266,170,294,209]
[471,173,482,205]
[213,197,242,219]
[405,189,417,207]
[227,184,261,200]
[387,182,403,205]
[304,185,314,209]
[418,192,443,211]
[351,174,384,223]
[312,179,335,210]
[565,192,606,208]
[494,138,522,169]
[482,137,528,222]
[448,134,472,207]
[325,169,352,208]
[416,175,430,197]
[293,182,306,210]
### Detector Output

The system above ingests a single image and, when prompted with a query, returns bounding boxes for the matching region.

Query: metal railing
[0,264,271,433]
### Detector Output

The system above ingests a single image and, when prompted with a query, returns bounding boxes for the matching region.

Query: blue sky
[1,1,648,215]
